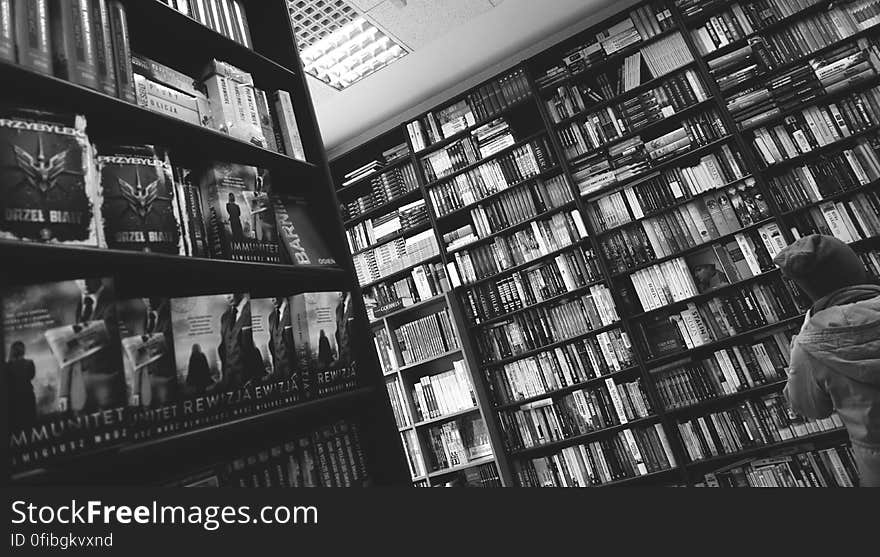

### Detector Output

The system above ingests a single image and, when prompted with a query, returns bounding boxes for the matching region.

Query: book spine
[50,0,99,88]
[15,0,53,74]
[273,90,307,161]
[108,0,134,102]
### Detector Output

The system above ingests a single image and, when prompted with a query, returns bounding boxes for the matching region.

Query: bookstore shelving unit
[331,0,879,487]
[1,0,411,487]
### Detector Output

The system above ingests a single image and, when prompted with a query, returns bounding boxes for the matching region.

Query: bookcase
[0,0,411,487]
[331,0,880,487]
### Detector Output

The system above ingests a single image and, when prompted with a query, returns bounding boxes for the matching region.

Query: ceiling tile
[366,0,495,49]
[348,0,385,11]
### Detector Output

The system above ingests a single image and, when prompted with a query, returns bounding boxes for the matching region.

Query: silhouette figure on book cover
[226,192,245,242]
[267,297,294,379]
[218,293,262,389]
[7,341,37,430]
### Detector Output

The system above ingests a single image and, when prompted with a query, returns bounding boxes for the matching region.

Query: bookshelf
[330,0,879,487]
[1,0,411,487]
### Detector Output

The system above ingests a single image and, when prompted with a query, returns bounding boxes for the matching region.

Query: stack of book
[341,163,421,221]
[386,378,412,428]
[443,176,575,250]
[696,442,859,487]
[425,414,493,471]
[499,378,653,451]
[789,190,880,244]
[860,249,880,277]
[600,184,775,275]
[675,392,845,463]
[363,262,450,321]
[346,200,429,253]
[352,230,440,287]
[652,334,793,410]
[448,210,590,286]
[401,430,426,478]
[514,422,677,486]
[407,67,531,151]
[428,138,558,216]
[484,329,636,405]
[393,309,460,366]
[340,142,411,188]
[474,293,620,364]
[474,119,516,158]
[412,361,476,421]
[438,462,503,487]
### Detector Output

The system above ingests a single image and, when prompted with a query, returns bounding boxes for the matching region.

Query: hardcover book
[198,162,280,263]
[49,0,99,89]
[249,296,298,393]
[0,108,102,245]
[0,0,13,62]
[686,248,731,293]
[97,144,182,254]
[290,291,356,398]
[14,0,53,74]
[3,277,127,470]
[271,194,337,266]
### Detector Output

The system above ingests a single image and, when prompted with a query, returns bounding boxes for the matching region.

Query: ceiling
[307,0,640,158]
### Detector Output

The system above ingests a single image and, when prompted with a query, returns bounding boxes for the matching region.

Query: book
[96,144,182,254]
[0,0,12,62]
[272,90,306,161]
[0,107,102,245]
[248,296,302,402]
[89,0,116,96]
[271,194,337,266]
[290,291,356,398]
[198,162,280,262]
[3,277,126,470]
[49,0,98,89]
[107,0,134,102]
[14,0,53,74]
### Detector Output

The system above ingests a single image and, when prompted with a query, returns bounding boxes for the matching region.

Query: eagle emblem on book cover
[14,137,69,195]
[118,168,161,220]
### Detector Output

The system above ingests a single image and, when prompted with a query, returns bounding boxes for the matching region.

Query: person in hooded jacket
[774,234,880,487]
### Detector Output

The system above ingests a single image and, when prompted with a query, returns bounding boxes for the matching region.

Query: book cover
[3,278,126,470]
[0,107,102,245]
[171,293,264,396]
[640,313,686,358]
[107,0,135,102]
[116,296,179,411]
[0,0,14,62]
[290,291,355,398]
[49,0,99,89]
[89,0,117,96]
[14,0,53,74]
[249,296,298,389]
[97,144,182,254]
[271,194,337,266]
[686,247,731,293]
[198,162,280,262]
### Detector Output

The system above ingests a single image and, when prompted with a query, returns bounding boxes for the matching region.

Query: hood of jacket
[797,285,880,386]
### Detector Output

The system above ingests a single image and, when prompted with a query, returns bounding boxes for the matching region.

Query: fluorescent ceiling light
[289,1,409,90]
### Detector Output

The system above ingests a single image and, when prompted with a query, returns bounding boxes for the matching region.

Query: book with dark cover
[3,277,126,470]
[0,0,13,62]
[250,296,299,398]
[89,0,117,96]
[49,0,99,89]
[171,293,264,397]
[271,194,337,266]
[14,0,53,74]
[640,313,686,358]
[97,144,182,254]
[0,107,102,245]
[117,296,179,412]
[198,162,281,263]
[290,291,356,398]
[107,0,135,102]
[173,166,208,257]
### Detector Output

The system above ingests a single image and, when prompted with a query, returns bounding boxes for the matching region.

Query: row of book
[428,139,558,217]
[675,392,845,462]
[499,378,654,452]
[442,176,574,251]
[447,211,590,287]
[573,110,730,197]
[392,309,460,367]
[4,278,355,470]
[364,262,451,323]
[0,110,330,264]
[513,422,677,486]
[474,294,621,365]
[411,361,476,422]
[599,181,775,274]
[555,69,708,160]
[341,163,420,222]
[159,0,253,48]
[340,143,409,188]
[696,443,859,487]
[724,38,880,130]
[637,276,804,360]
[768,150,880,212]
[788,193,880,244]
[689,0,824,55]
[351,230,439,288]
[651,333,794,410]
[401,429,425,478]
[485,330,637,406]
[862,248,880,278]
[424,414,493,472]
[406,68,531,152]
[386,378,411,428]
[586,145,748,232]
[178,419,370,488]
[533,3,676,88]
[435,462,502,487]
[752,100,880,170]
[346,199,429,254]
[461,248,605,324]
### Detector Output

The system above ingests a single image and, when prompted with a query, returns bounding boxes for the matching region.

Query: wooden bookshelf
[331,0,879,487]
[1,0,411,487]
